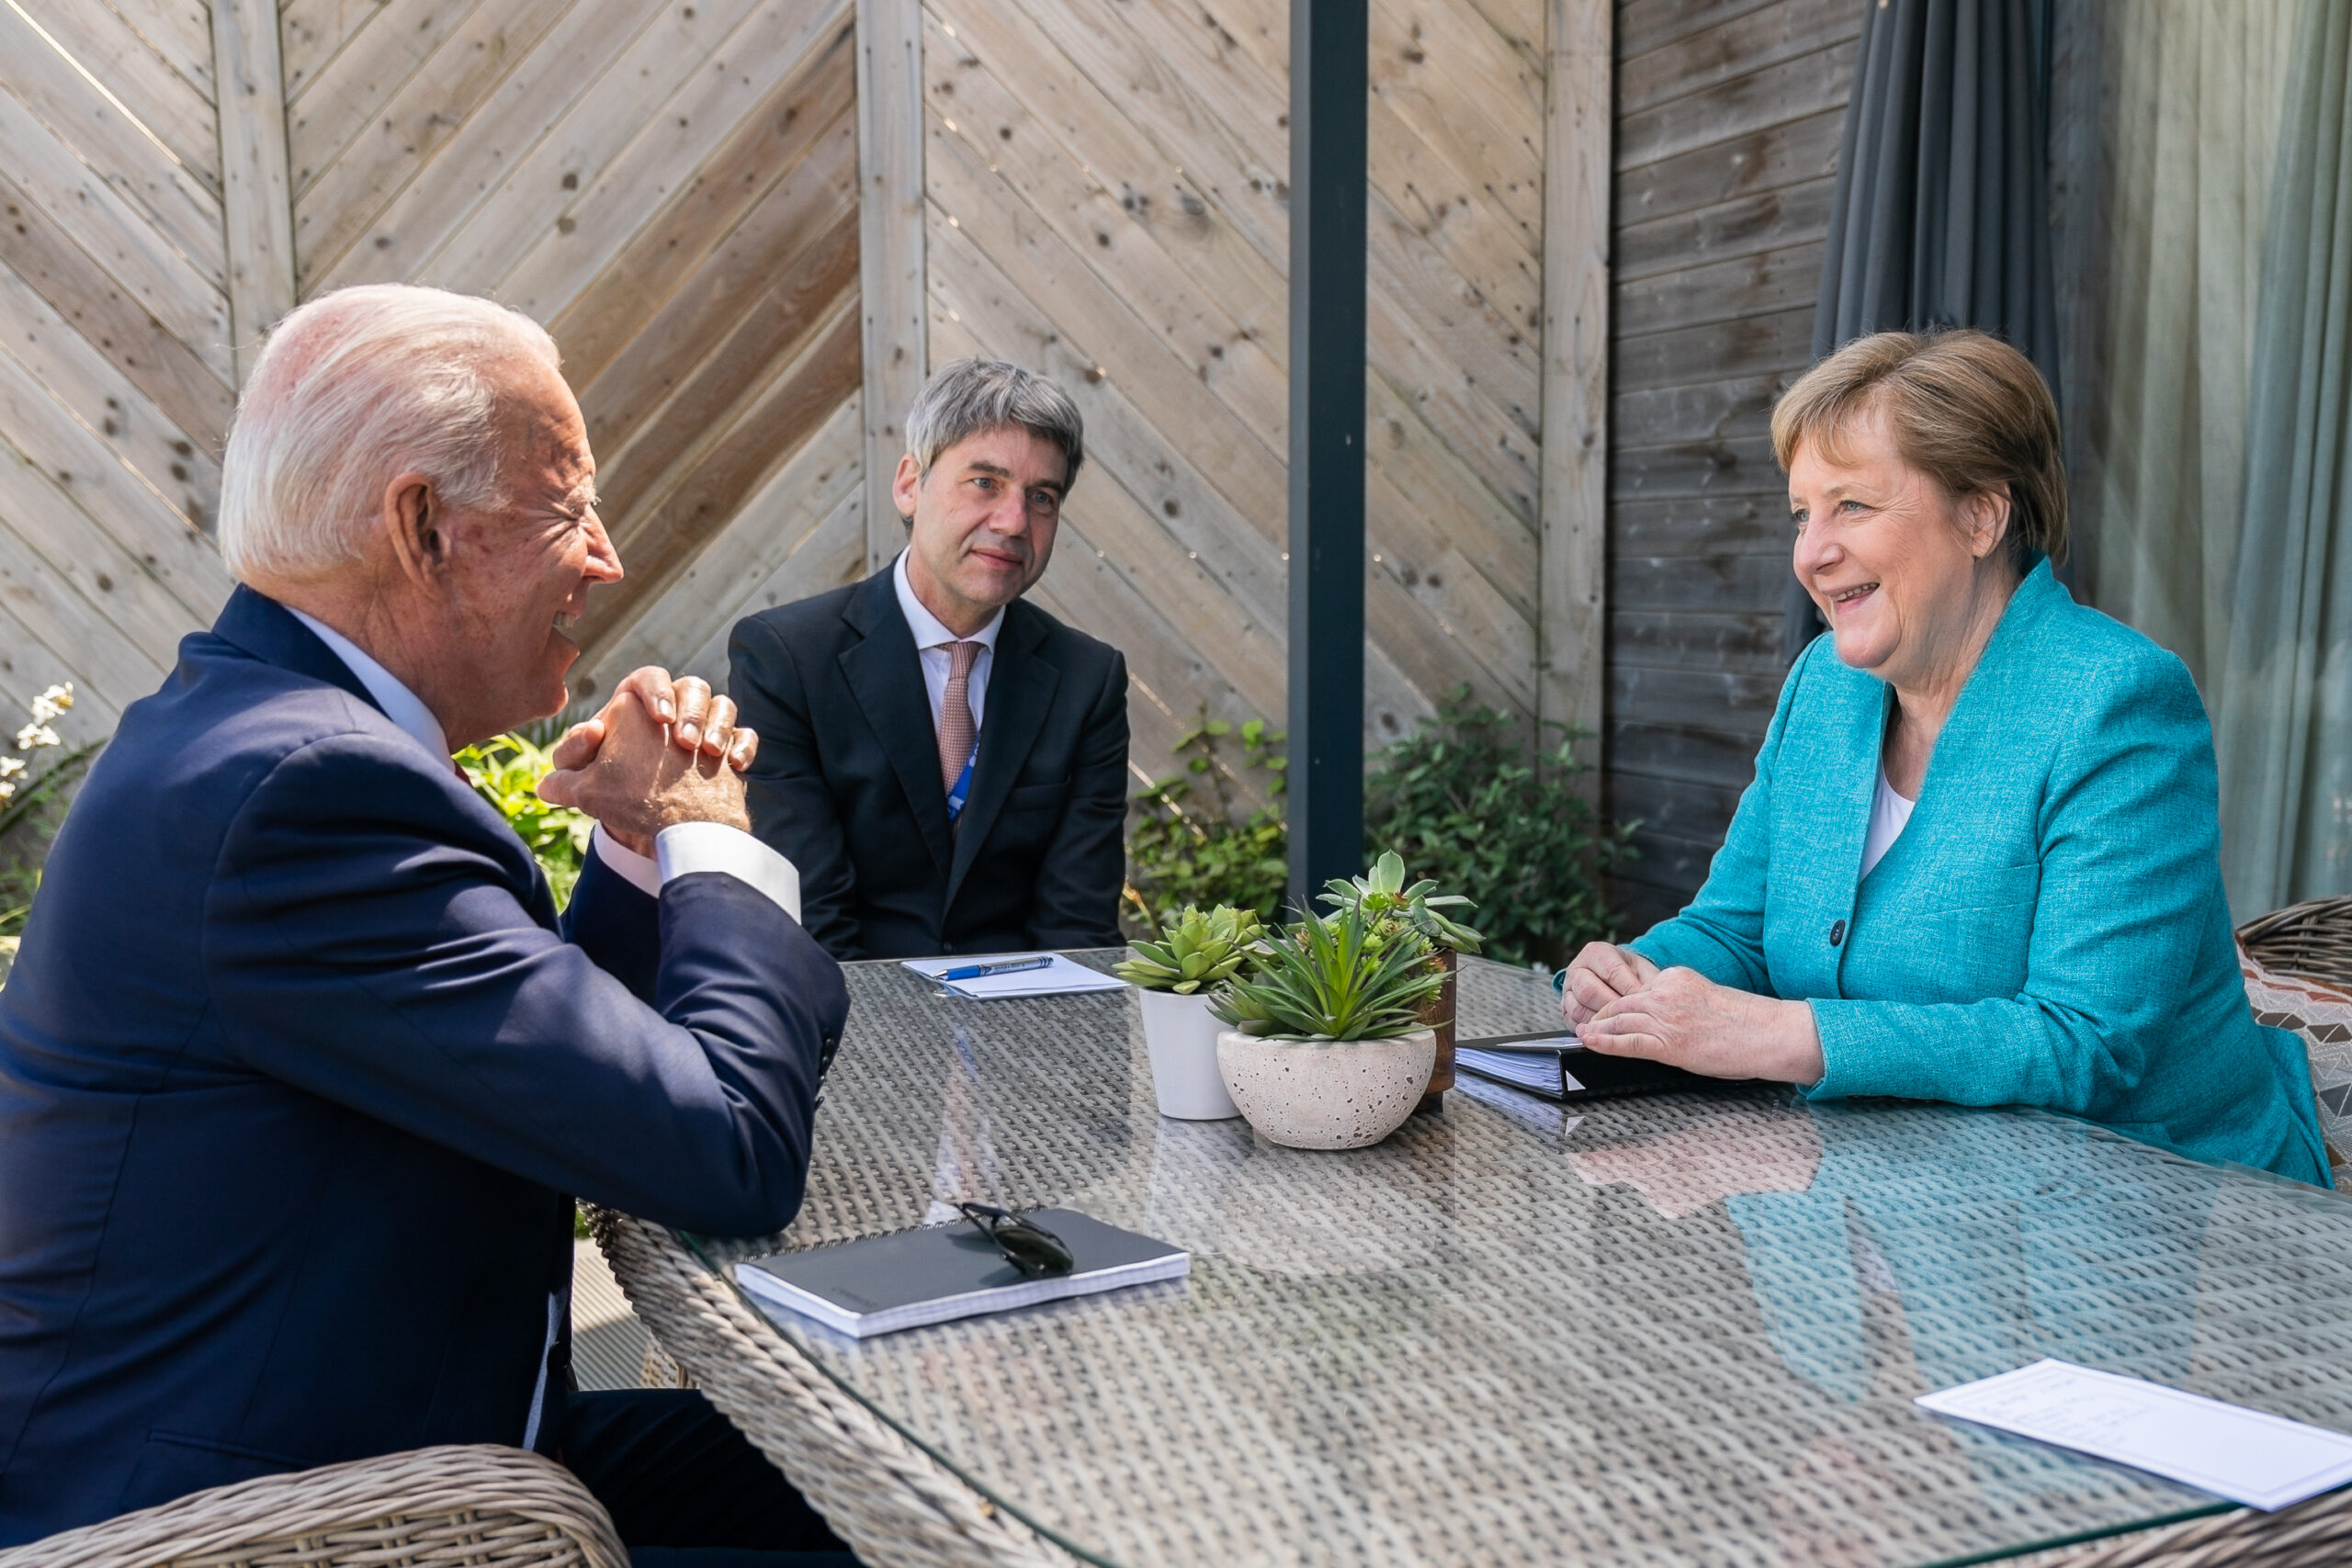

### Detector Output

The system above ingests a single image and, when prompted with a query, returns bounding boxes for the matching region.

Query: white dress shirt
[894,548,1003,737]
[290,605,804,1450]
[1860,764,1916,879]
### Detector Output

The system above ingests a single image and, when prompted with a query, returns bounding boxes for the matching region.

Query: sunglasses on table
[956,1201,1074,1277]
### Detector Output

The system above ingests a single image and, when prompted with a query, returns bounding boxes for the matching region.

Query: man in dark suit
[729,358,1128,961]
[0,285,853,1562]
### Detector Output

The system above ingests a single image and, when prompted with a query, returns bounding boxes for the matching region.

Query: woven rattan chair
[588,1207,1075,1568]
[2239,896,2352,991]
[0,1444,624,1568]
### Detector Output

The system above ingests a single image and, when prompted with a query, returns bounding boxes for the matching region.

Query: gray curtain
[1792,0,2061,660]
[2214,0,2352,912]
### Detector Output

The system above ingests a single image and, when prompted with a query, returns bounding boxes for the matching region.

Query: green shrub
[1122,689,1634,965]
[456,731,594,901]
[1364,688,1633,967]
[1122,712,1288,936]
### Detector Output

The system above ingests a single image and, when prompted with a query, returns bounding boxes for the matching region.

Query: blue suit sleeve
[1626,646,1815,992]
[560,839,661,1004]
[203,733,849,1237]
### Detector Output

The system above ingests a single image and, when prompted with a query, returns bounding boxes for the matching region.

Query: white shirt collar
[287,607,451,761]
[892,549,1003,652]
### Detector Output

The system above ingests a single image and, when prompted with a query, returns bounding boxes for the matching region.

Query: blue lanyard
[946,746,977,820]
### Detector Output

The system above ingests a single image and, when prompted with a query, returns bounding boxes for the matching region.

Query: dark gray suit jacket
[727,566,1128,960]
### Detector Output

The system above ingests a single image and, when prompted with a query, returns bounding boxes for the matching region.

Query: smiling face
[894,424,1068,636]
[436,355,620,742]
[1787,402,2016,694]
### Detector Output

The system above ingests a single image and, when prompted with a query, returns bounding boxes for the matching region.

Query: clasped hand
[1561,942,1826,1086]
[537,669,755,857]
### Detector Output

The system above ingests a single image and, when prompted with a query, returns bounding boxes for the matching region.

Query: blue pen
[939,955,1054,982]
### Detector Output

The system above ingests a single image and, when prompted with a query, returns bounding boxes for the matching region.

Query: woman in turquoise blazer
[1564,331,2330,1187]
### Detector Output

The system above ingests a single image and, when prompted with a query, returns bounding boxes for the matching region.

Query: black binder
[1454,1031,1756,1101]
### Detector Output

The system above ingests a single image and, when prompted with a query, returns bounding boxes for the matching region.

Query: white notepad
[900,953,1129,999]
[1917,1359,2352,1511]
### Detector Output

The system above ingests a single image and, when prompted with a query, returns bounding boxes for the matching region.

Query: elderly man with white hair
[0,286,858,1564]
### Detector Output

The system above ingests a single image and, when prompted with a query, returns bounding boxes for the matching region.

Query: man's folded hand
[540,669,757,855]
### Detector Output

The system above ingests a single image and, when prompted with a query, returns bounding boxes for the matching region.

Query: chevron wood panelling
[919,0,1551,788]
[0,0,237,749]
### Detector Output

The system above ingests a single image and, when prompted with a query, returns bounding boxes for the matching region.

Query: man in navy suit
[728,358,1128,961]
[0,285,854,1562]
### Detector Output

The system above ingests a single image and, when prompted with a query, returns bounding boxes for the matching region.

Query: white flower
[16,724,58,750]
[28,684,72,724]
[0,780,15,801]
[0,758,23,778]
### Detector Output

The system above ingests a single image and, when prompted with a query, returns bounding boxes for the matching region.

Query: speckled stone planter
[1215,1030,1439,1150]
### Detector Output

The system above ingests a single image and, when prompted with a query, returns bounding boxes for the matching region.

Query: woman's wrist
[1775,998,1826,1087]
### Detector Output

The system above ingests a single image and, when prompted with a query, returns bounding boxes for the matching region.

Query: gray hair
[903,357,1084,499]
[218,284,560,584]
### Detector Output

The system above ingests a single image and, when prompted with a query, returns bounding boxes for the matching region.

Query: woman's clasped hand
[1561,943,1826,1086]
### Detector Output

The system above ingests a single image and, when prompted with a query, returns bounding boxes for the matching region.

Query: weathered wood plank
[570,119,857,452]
[0,4,226,282]
[1614,240,1819,337]
[16,0,223,189]
[1611,491,1788,555]
[1615,105,1839,228]
[1602,766,1746,845]
[1613,373,1790,449]
[1609,547,1787,613]
[0,590,128,742]
[1609,608,1784,672]
[1609,661,1781,731]
[552,30,854,392]
[1618,0,1857,115]
[1615,0,1784,62]
[1539,0,1610,769]
[291,0,577,278]
[580,392,862,694]
[935,0,1542,518]
[1611,434,1781,499]
[492,0,852,320]
[588,296,863,639]
[212,0,297,383]
[1618,826,1724,899]
[1614,173,1835,280]
[590,208,860,525]
[0,331,232,623]
[0,426,201,677]
[307,0,683,289]
[1613,304,1811,391]
[1607,874,1686,938]
[286,0,488,174]
[858,0,924,571]
[104,0,217,103]
[0,85,231,381]
[677,479,867,689]
[0,442,182,704]
[1606,718,1762,786]
[0,169,234,456]
[0,255,220,532]
[1613,41,1853,173]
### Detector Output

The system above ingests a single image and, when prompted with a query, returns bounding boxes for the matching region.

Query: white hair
[217,285,561,584]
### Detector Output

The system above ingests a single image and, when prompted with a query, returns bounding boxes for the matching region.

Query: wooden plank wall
[0,0,240,750]
[1605,0,1861,931]
[917,0,1552,792]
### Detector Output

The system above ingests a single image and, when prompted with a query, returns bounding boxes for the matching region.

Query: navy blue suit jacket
[0,588,848,1544]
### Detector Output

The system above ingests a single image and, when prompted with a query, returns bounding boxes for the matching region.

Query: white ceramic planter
[1137,988,1240,1120]
[1215,1029,1438,1150]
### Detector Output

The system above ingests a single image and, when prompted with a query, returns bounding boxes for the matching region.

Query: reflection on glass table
[702,953,2352,1568]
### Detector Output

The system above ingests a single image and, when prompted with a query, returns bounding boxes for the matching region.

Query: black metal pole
[1287,0,1367,912]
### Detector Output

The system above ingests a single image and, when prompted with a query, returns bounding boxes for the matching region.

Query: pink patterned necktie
[936,640,982,793]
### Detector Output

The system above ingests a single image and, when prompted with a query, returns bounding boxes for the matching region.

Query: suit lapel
[839,569,956,876]
[946,604,1058,907]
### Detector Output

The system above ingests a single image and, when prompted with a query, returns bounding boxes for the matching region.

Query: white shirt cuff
[590,822,801,923]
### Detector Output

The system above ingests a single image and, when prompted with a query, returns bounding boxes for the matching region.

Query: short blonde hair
[219,285,560,584]
[1770,329,2067,570]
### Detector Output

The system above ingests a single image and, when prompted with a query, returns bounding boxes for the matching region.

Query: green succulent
[456,731,594,902]
[1116,903,1263,994]
[1206,905,1442,1042]
[1318,850,1485,954]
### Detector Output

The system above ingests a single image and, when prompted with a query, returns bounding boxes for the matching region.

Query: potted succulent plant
[1319,852,1483,1105]
[1206,905,1444,1149]
[1116,904,1263,1119]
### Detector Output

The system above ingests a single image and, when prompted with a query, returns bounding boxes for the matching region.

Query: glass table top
[709,953,2352,1567]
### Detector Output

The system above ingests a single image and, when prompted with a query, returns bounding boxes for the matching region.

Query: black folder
[1455,1031,1755,1100]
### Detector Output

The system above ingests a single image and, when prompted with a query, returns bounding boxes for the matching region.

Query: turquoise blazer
[1630,562,2331,1187]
